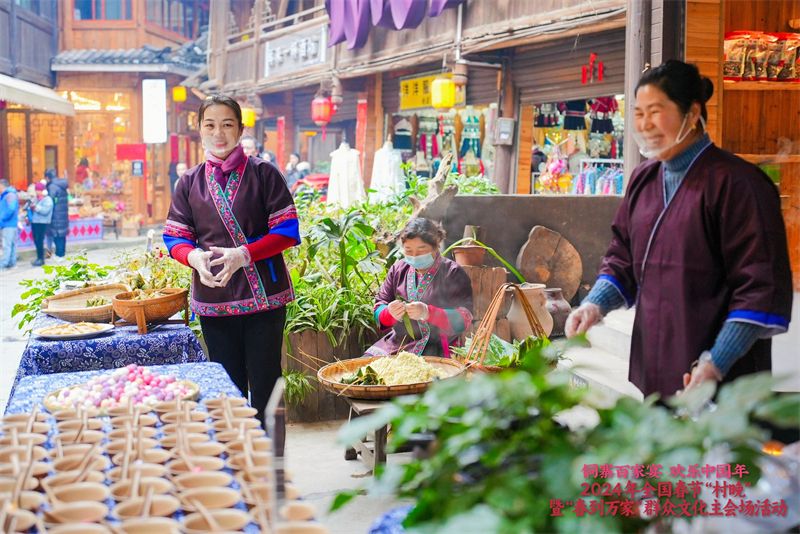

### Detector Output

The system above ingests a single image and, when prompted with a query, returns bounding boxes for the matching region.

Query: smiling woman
[162,94,301,428]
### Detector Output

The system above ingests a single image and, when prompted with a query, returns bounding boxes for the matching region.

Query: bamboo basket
[112,288,189,334]
[317,356,465,400]
[42,284,130,323]
[458,283,548,373]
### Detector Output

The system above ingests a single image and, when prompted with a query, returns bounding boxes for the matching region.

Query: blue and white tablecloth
[12,313,206,399]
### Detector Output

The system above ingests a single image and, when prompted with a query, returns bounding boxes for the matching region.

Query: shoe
[31,259,44,267]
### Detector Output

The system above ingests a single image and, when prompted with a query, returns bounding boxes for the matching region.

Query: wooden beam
[623,0,651,184]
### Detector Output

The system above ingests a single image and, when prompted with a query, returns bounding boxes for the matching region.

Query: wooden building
[0,0,74,189]
[53,0,209,224]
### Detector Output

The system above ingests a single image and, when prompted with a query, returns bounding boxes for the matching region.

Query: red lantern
[311,95,333,139]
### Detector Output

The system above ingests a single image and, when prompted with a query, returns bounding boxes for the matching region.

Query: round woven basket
[317,356,466,400]
[112,288,188,326]
[42,283,130,323]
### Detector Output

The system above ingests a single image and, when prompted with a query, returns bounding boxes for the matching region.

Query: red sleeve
[171,243,194,266]
[378,306,397,328]
[244,234,296,263]
[426,305,452,332]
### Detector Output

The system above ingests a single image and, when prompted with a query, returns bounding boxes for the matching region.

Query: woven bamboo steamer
[112,288,188,331]
[42,283,130,323]
[317,356,466,400]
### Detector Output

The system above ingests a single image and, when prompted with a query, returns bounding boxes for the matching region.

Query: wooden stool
[343,398,389,474]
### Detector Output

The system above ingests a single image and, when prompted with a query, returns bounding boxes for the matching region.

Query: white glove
[209,246,251,287]
[405,302,430,321]
[564,303,603,338]
[387,300,407,321]
[187,248,220,288]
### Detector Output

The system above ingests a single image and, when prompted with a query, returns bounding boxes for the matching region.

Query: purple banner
[327,0,466,49]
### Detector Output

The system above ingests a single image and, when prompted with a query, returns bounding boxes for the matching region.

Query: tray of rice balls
[0,364,329,533]
[317,352,466,400]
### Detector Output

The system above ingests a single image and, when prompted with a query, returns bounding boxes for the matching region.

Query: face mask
[404,252,435,270]
[633,114,705,159]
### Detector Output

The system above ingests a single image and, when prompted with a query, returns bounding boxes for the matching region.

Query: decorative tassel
[598,62,604,82]
[581,65,588,84]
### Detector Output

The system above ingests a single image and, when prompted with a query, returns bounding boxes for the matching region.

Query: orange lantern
[432,75,456,109]
[172,86,187,103]
[311,95,333,139]
[241,107,257,128]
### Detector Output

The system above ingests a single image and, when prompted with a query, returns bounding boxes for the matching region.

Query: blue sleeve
[710,321,769,376]
[583,278,627,315]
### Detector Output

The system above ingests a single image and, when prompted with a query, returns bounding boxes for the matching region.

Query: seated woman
[366,218,473,358]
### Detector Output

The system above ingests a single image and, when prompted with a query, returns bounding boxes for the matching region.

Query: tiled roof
[53,32,207,71]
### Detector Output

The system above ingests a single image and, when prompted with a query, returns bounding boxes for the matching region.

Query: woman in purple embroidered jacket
[163,95,300,427]
[565,60,792,398]
[366,218,473,358]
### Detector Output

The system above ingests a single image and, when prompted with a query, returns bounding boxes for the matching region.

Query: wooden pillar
[0,108,8,182]
[363,74,383,189]
[515,105,534,194]
[494,62,514,194]
[623,0,651,184]
[24,110,32,186]
[65,116,75,183]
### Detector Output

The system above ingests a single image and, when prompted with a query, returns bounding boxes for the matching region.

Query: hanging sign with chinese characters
[399,72,465,111]
[264,25,328,78]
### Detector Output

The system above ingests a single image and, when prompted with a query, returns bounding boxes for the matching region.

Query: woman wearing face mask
[565,60,792,398]
[163,95,300,427]
[366,218,473,358]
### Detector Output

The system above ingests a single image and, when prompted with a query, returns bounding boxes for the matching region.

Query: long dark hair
[636,60,714,122]
[399,218,446,248]
[198,94,243,128]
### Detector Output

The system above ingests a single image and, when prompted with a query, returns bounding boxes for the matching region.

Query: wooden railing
[226,4,326,46]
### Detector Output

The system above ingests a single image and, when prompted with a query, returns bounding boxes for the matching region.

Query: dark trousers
[199,307,286,428]
[53,235,66,257]
[32,223,48,261]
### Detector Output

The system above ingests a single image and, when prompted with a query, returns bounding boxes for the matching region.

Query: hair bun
[701,77,714,102]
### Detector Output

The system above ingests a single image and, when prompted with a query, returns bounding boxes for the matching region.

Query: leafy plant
[113,246,192,290]
[12,254,113,334]
[334,337,800,534]
[443,237,526,283]
[282,368,315,406]
[451,334,552,368]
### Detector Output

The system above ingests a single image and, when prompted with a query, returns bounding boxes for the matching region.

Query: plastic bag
[723,31,750,80]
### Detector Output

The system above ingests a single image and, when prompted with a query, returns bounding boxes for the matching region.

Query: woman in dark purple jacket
[566,60,792,398]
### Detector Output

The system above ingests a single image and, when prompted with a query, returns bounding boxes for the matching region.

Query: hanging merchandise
[458,149,484,178]
[327,140,365,208]
[562,99,588,130]
[481,105,498,182]
[393,118,413,150]
[369,140,404,202]
[589,96,618,134]
[459,107,481,158]
[573,159,624,195]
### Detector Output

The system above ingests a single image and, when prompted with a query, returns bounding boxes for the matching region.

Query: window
[14,0,56,19]
[147,0,208,38]
[74,0,132,20]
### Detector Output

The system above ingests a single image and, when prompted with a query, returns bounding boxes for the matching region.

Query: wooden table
[344,397,389,474]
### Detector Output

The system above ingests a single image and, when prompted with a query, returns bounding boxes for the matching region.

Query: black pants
[199,307,286,428]
[32,223,47,261]
[53,235,66,257]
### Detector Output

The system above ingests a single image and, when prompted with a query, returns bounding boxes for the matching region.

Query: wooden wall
[686,0,800,290]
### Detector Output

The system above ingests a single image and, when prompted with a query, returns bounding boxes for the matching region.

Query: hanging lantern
[172,86,187,103]
[432,75,456,109]
[242,107,257,128]
[330,76,343,113]
[311,95,333,139]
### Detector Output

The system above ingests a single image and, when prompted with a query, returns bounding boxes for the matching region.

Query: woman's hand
[209,246,251,287]
[405,302,430,321]
[564,303,603,337]
[387,300,407,321]
[682,353,722,392]
[187,248,220,288]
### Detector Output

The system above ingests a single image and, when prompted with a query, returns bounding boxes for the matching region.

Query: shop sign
[131,160,144,176]
[142,79,167,144]
[399,72,465,111]
[264,25,327,78]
